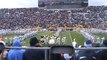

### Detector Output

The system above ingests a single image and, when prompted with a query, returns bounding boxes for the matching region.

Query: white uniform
[62,37,66,45]
[72,39,77,48]
[9,37,13,45]
[4,37,8,44]
[56,37,61,45]
[49,39,55,44]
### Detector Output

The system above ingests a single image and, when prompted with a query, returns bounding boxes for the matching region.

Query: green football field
[2,31,107,46]
[22,31,86,46]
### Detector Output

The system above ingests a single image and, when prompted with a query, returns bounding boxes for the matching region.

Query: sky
[0,0,38,8]
[0,0,106,8]
[89,0,107,6]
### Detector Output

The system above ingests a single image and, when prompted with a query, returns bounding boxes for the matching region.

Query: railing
[5,47,50,60]
[2,47,107,60]
[6,46,107,50]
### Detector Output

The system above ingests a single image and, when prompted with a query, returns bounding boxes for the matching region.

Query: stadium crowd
[0,6,107,60]
[0,6,107,29]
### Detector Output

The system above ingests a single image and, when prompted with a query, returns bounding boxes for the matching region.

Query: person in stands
[23,37,44,60]
[8,38,25,60]
[96,40,107,60]
[76,40,97,60]
[0,41,6,60]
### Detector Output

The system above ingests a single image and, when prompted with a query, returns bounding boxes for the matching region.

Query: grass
[2,31,85,46]
[22,31,55,46]
[3,34,18,46]
[94,33,107,39]
[2,31,107,46]
[3,34,18,39]
[69,31,85,45]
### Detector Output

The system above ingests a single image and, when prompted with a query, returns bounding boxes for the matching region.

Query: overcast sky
[89,0,107,6]
[0,0,38,8]
[0,0,107,8]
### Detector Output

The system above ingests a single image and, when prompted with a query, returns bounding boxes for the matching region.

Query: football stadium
[0,0,107,60]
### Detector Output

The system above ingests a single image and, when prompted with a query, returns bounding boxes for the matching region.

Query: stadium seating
[0,6,106,29]
[50,45,75,60]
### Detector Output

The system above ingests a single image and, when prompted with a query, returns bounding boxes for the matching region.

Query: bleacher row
[0,6,107,29]
[0,36,107,60]
[1,44,107,60]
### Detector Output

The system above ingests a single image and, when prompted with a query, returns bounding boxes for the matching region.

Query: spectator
[63,53,72,60]
[76,40,96,60]
[8,38,25,60]
[0,41,6,60]
[0,6,106,29]
[23,37,44,60]
[96,40,107,60]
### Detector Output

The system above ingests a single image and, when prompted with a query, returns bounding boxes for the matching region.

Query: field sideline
[2,31,107,46]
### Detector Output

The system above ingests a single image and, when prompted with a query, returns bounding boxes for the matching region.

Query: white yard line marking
[68,31,72,42]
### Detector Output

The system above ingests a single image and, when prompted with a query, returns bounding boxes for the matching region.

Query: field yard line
[68,31,72,42]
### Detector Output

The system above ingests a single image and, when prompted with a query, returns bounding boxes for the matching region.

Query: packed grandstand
[0,6,107,60]
[0,6,107,29]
